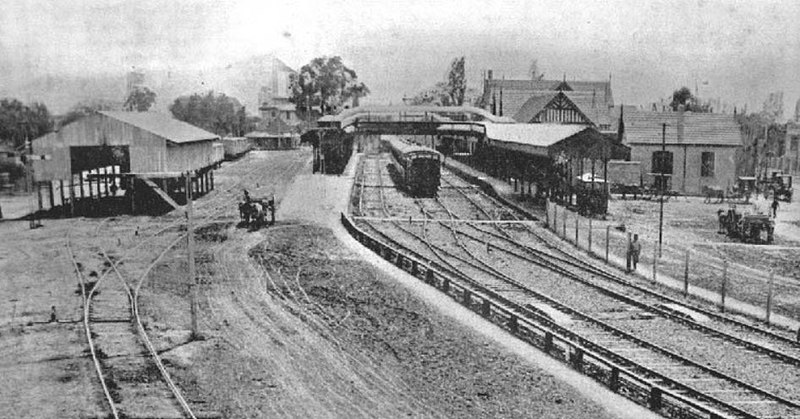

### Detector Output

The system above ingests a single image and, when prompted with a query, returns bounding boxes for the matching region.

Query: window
[652,151,673,175]
[701,152,715,177]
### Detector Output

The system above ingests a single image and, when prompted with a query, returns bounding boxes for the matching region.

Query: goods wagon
[385,136,442,197]
[222,137,252,160]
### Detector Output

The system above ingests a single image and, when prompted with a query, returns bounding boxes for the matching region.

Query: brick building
[622,109,743,195]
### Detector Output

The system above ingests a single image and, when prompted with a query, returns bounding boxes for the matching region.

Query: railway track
[440,171,800,352]
[352,152,800,419]
[64,150,311,418]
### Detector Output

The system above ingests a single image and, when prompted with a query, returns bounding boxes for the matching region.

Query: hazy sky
[2,0,799,114]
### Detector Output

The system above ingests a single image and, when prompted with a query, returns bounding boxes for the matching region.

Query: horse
[703,186,724,204]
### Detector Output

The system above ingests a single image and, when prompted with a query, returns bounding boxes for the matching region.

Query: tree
[446,56,466,106]
[669,86,712,112]
[407,82,452,106]
[347,82,370,108]
[124,86,157,112]
[0,98,53,149]
[169,91,247,136]
[60,99,119,128]
[670,87,693,111]
[289,56,369,116]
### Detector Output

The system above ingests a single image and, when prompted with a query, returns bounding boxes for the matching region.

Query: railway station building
[31,111,220,216]
[481,71,616,134]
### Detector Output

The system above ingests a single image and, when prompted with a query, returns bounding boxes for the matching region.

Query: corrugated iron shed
[100,111,219,144]
[32,112,219,181]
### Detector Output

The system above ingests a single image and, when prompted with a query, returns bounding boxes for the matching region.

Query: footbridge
[317,105,515,136]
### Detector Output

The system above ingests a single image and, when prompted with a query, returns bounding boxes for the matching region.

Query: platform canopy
[484,123,627,160]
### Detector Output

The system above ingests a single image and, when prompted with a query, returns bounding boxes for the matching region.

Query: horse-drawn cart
[238,191,275,230]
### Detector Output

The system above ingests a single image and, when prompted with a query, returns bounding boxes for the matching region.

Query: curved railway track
[64,150,311,418]
[352,152,800,419]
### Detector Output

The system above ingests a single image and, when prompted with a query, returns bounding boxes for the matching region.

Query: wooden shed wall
[33,114,167,181]
[166,140,215,172]
[32,114,216,181]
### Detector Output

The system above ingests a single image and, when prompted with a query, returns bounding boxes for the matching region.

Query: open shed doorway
[68,145,130,216]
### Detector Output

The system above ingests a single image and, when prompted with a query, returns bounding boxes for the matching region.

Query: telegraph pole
[658,123,666,258]
[185,172,198,338]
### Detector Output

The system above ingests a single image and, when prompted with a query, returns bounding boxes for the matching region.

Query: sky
[1,0,799,116]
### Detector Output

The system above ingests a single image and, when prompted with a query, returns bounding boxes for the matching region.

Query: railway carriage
[385,137,442,197]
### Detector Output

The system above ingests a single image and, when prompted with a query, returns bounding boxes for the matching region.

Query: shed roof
[623,110,742,146]
[485,123,627,159]
[485,123,589,148]
[100,111,219,144]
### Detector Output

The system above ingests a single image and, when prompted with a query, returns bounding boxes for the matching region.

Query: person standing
[771,198,779,218]
[631,234,642,271]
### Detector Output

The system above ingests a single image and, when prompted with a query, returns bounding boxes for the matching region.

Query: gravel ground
[242,224,619,418]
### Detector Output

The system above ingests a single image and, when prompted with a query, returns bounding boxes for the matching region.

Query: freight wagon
[222,137,252,160]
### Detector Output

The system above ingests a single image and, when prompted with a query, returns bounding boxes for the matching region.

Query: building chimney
[677,105,685,143]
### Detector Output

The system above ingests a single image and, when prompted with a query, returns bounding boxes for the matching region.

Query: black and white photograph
[1,1,799,417]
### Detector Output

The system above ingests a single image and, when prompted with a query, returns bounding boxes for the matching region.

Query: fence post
[652,243,658,281]
[546,200,550,229]
[683,250,690,297]
[720,260,728,312]
[552,202,558,232]
[766,271,774,324]
[627,232,632,272]
[588,218,593,253]
[605,225,610,263]
[562,207,567,238]
[575,214,579,244]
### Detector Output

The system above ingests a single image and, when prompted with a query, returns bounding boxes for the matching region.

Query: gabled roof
[512,93,557,122]
[484,78,614,122]
[100,111,219,144]
[512,91,614,128]
[623,110,742,146]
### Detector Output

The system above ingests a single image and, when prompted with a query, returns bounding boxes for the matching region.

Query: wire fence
[545,200,800,324]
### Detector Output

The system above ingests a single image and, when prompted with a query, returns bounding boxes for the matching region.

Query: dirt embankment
[158,223,616,418]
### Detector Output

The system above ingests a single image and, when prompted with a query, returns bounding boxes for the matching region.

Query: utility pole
[185,172,198,338]
[658,123,666,258]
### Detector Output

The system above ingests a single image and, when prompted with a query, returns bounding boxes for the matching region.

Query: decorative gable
[530,92,593,125]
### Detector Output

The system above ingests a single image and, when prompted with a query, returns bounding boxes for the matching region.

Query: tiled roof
[623,110,742,146]
[100,111,219,144]
[485,78,614,122]
[485,123,590,148]
[564,92,613,127]
[511,91,614,128]
[512,93,556,122]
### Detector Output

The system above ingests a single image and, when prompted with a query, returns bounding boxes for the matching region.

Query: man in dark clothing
[771,198,779,218]
[630,234,642,270]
